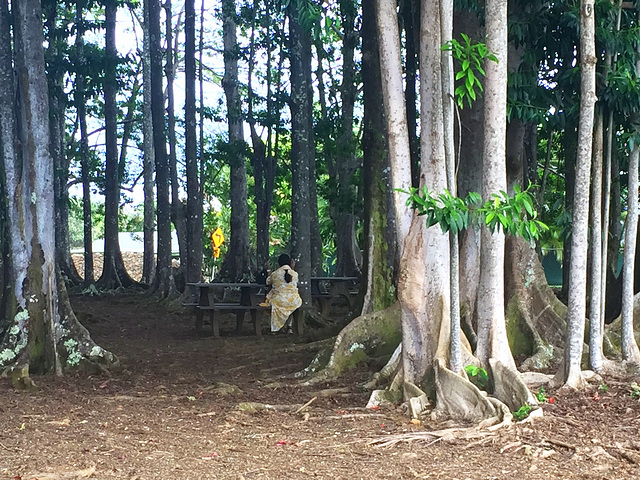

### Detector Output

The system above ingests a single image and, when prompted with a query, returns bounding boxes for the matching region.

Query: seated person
[260,254,302,333]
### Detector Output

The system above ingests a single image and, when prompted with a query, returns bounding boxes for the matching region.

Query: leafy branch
[442,33,498,108]
[402,185,548,244]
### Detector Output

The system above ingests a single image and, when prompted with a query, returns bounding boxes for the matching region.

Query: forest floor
[1,294,640,480]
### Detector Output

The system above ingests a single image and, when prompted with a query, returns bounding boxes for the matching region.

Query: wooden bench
[197,304,269,337]
[196,304,311,337]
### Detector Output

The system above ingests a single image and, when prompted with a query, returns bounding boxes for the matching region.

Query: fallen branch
[367,425,496,448]
[294,396,317,414]
[541,437,577,451]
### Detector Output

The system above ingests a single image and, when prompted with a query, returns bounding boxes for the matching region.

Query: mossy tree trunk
[361,0,398,315]
[0,0,117,376]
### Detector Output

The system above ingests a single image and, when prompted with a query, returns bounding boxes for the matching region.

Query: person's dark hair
[278,254,293,283]
[277,253,291,267]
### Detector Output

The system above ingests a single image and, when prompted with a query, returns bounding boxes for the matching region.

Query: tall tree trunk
[165,0,187,285]
[560,0,596,388]
[455,7,484,351]
[288,3,314,305]
[400,0,420,188]
[361,0,397,315]
[323,0,361,278]
[475,0,515,371]
[142,0,156,285]
[0,0,116,374]
[149,0,175,296]
[219,0,251,281]
[45,4,81,286]
[589,109,606,370]
[399,0,450,394]
[440,0,461,373]
[97,0,135,290]
[75,0,95,286]
[375,0,413,252]
[184,0,203,288]
[621,6,640,362]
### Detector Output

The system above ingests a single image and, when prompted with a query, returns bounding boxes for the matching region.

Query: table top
[311,277,359,282]
[186,282,266,288]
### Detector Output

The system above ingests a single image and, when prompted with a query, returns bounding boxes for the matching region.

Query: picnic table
[185,282,268,336]
[310,276,359,315]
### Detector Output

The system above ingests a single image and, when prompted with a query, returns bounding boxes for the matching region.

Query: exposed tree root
[296,303,401,385]
[504,237,568,371]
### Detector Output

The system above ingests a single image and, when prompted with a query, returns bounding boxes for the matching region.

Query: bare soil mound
[1,295,640,479]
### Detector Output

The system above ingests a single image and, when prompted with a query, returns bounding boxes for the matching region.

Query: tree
[0,0,116,376]
[166,0,188,285]
[559,0,597,388]
[375,0,413,251]
[218,0,251,281]
[620,3,640,363]
[75,0,96,287]
[142,0,156,285]
[149,0,175,296]
[288,1,315,306]
[184,0,203,289]
[46,1,82,286]
[326,0,362,277]
[475,0,515,371]
[97,0,136,290]
[361,0,397,315]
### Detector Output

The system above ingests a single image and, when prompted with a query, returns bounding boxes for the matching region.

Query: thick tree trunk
[218,0,251,281]
[361,0,397,315]
[97,0,135,290]
[288,5,313,306]
[0,0,116,375]
[455,8,484,350]
[375,0,413,249]
[184,0,203,288]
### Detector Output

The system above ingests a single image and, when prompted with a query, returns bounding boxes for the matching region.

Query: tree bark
[288,4,313,305]
[184,0,203,288]
[165,0,187,286]
[476,0,516,371]
[375,0,413,250]
[149,0,175,296]
[589,109,606,370]
[142,0,156,286]
[0,0,116,374]
[361,0,397,315]
[45,4,82,286]
[561,0,596,388]
[97,0,135,290]
[219,0,251,281]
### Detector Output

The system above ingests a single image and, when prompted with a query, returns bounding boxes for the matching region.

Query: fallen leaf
[367,405,380,410]
[410,419,421,425]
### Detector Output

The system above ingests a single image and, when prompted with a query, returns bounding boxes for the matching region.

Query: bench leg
[195,309,204,333]
[211,310,220,338]
[253,310,262,336]
[235,310,245,334]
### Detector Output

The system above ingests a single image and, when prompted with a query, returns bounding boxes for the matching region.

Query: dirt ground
[2,294,640,480]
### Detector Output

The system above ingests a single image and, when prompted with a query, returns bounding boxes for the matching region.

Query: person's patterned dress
[265,265,302,332]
